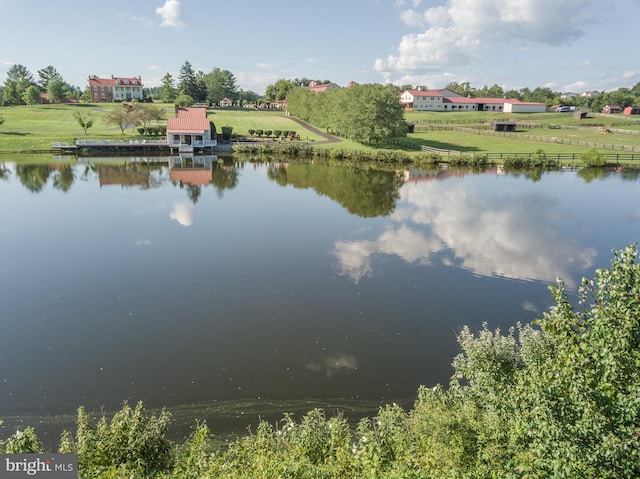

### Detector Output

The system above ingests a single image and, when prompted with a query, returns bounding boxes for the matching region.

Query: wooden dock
[52,139,217,155]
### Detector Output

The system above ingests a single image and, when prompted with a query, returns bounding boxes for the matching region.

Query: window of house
[173,135,180,141]
[93,86,97,91]
[196,135,203,141]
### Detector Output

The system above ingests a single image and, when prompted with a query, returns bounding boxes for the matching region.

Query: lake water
[0,157,639,442]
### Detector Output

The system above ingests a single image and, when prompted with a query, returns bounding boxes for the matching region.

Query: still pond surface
[0,157,639,440]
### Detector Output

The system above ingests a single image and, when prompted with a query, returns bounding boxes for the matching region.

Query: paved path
[286,116,343,145]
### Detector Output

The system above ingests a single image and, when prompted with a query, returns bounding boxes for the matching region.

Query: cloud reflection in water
[170,201,195,227]
[333,177,595,288]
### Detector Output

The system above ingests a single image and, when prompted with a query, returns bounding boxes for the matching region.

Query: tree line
[0,61,261,107]
[0,64,82,106]
[3,59,639,112]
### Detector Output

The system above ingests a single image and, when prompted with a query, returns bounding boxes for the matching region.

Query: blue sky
[1,0,638,95]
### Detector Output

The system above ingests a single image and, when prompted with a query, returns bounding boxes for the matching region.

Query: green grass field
[2,103,640,160]
[0,104,328,153]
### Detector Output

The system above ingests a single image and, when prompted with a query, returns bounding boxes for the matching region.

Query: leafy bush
[3,427,44,453]
[60,402,173,477]
[580,147,606,167]
[221,126,233,140]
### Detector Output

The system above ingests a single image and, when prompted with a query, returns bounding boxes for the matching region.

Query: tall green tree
[204,68,237,104]
[338,84,407,144]
[264,79,294,101]
[22,85,41,105]
[37,65,63,88]
[159,73,176,103]
[3,64,35,105]
[178,60,198,100]
[46,79,66,104]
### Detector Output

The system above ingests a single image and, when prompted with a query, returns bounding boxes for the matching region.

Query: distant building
[308,81,341,93]
[88,75,143,103]
[491,121,517,131]
[219,97,233,107]
[399,88,546,113]
[602,105,622,114]
[623,106,640,115]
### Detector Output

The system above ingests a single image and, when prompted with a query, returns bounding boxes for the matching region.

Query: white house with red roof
[400,88,545,113]
[167,107,217,153]
[88,75,144,102]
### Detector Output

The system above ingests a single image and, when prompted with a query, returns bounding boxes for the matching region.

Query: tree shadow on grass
[0,131,31,136]
[410,137,483,152]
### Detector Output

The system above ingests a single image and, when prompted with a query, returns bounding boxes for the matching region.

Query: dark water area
[0,156,639,444]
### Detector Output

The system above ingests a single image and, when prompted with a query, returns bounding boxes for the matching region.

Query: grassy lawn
[403,110,640,155]
[2,103,640,158]
[0,104,329,152]
[207,108,326,142]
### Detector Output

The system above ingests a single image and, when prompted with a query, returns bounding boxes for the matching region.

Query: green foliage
[61,402,173,478]
[73,110,94,135]
[221,125,233,140]
[3,427,44,453]
[46,79,66,104]
[286,83,406,146]
[174,93,194,108]
[160,73,177,103]
[103,105,136,134]
[580,147,606,167]
[517,244,640,477]
[22,85,41,105]
[171,422,213,479]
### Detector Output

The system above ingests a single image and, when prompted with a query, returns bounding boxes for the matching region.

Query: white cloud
[623,70,636,80]
[376,0,597,74]
[306,353,358,377]
[135,240,153,247]
[170,201,195,227]
[155,0,187,29]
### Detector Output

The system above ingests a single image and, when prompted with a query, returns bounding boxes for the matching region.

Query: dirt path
[286,116,343,145]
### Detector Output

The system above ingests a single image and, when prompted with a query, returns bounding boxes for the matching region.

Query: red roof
[167,107,210,133]
[167,117,210,134]
[170,169,211,186]
[404,89,445,97]
[88,76,142,87]
[175,107,207,118]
